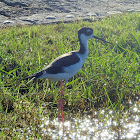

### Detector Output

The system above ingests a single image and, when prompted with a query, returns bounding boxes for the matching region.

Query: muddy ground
[0,0,140,26]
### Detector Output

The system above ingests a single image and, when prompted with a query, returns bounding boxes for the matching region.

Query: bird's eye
[87,29,92,35]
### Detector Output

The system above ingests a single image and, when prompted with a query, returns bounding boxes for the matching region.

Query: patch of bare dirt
[0,0,140,26]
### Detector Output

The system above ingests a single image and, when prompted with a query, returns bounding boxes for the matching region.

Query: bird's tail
[22,75,36,84]
[26,77,36,84]
[22,75,35,80]
[22,70,44,84]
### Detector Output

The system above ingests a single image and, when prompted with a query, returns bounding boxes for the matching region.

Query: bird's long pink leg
[58,80,65,133]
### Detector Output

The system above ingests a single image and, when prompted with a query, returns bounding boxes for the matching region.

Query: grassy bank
[0,12,140,139]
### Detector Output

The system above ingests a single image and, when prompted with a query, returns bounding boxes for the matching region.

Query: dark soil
[0,0,140,26]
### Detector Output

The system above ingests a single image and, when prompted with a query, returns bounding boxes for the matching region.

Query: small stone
[107,11,122,15]
[127,9,136,13]
[86,12,97,16]
[46,16,56,19]
[3,20,14,24]
[65,15,74,18]
[22,19,38,24]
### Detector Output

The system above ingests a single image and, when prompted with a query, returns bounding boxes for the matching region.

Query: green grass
[0,12,140,139]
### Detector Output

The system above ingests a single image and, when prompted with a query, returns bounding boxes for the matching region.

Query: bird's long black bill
[94,36,113,45]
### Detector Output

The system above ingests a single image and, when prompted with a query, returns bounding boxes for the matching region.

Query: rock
[22,19,38,24]
[3,20,14,25]
[65,14,74,18]
[107,11,122,15]
[1,0,28,7]
[46,16,56,19]
[86,12,97,17]
[0,0,139,27]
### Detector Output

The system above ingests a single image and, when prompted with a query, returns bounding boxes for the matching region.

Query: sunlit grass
[0,12,140,139]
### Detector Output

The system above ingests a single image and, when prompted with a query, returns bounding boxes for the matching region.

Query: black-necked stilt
[23,27,112,133]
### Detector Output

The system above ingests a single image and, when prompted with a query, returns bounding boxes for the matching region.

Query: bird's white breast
[63,51,88,81]
[40,51,88,81]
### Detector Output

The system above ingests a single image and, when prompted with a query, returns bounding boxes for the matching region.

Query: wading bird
[23,27,112,133]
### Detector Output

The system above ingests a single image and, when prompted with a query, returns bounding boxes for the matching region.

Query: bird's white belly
[39,62,83,81]
[63,60,84,80]
[39,53,88,81]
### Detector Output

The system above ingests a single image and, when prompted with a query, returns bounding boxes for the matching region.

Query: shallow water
[40,103,140,140]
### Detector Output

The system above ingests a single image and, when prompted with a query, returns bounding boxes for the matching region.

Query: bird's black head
[78,27,94,37]
[78,27,113,45]
[78,27,94,40]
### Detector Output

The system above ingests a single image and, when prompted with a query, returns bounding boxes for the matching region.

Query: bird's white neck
[79,34,88,55]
